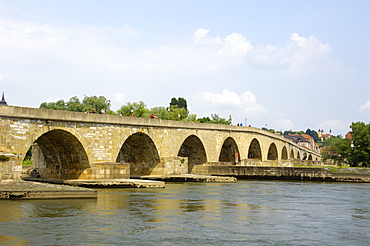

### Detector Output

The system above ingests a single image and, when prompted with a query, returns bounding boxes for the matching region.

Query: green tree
[322,136,351,165]
[40,99,67,110]
[66,96,83,111]
[150,106,170,120]
[306,129,320,142]
[196,114,230,125]
[168,105,188,121]
[82,95,111,113]
[117,101,149,117]
[347,122,370,167]
[40,95,112,113]
[170,97,188,110]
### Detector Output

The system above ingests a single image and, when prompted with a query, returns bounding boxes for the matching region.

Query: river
[0,180,370,246]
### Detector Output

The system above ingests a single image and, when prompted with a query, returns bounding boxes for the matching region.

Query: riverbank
[192,165,370,182]
[0,180,97,199]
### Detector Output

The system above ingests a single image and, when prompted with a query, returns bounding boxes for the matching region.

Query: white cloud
[359,100,370,118]
[111,92,126,110]
[271,119,295,130]
[194,89,267,118]
[318,120,347,135]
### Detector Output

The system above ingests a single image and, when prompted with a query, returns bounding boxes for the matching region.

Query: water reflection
[0,181,370,245]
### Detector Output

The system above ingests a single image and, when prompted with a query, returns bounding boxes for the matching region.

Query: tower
[0,92,7,105]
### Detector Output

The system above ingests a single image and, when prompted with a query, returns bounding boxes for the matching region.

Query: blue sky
[1,1,370,135]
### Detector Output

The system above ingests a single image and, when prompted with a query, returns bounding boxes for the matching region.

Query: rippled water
[1,180,370,246]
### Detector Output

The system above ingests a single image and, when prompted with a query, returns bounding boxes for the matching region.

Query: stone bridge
[0,105,321,180]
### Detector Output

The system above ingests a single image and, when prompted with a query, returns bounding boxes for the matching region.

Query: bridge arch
[308,154,313,161]
[248,138,262,160]
[178,135,207,173]
[116,132,160,177]
[34,129,89,179]
[267,143,278,160]
[219,137,240,164]
[290,149,295,159]
[297,151,301,160]
[281,146,288,160]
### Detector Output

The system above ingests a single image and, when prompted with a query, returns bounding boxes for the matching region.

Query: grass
[22,159,32,166]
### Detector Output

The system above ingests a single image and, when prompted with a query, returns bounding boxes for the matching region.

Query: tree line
[39,95,230,124]
[322,122,370,167]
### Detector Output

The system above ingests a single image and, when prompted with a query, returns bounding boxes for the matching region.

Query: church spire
[0,92,7,105]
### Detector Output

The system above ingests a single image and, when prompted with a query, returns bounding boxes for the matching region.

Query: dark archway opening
[281,146,288,160]
[290,149,295,159]
[116,132,160,177]
[219,137,240,164]
[267,143,278,160]
[178,135,207,173]
[35,130,89,179]
[248,139,262,160]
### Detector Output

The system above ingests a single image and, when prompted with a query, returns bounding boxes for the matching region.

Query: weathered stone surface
[0,105,320,181]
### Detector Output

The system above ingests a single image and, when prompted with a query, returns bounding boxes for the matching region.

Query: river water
[1,180,370,246]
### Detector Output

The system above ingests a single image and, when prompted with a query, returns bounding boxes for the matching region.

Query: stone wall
[0,155,22,180]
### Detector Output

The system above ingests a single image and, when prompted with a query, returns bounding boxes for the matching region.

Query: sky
[0,0,370,136]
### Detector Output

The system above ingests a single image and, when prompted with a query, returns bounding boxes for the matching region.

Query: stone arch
[178,135,207,173]
[116,132,160,177]
[290,149,295,159]
[219,137,240,164]
[308,154,313,161]
[35,129,90,179]
[267,143,278,160]
[297,151,301,159]
[248,138,262,160]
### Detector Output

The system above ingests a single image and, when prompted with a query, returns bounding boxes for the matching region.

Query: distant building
[318,129,331,142]
[284,133,320,153]
[0,92,7,105]
[345,131,352,140]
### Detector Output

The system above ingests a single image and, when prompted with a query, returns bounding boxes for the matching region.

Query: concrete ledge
[0,180,97,199]
[64,179,165,188]
[23,177,165,188]
[140,174,237,183]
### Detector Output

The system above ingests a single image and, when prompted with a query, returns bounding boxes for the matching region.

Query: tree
[347,122,370,167]
[170,97,188,110]
[150,106,170,120]
[40,99,67,110]
[322,122,370,167]
[66,96,83,112]
[321,136,351,165]
[306,128,320,142]
[40,95,112,113]
[168,105,188,121]
[196,114,230,125]
[117,101,149,117]
[82,95,111,113]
